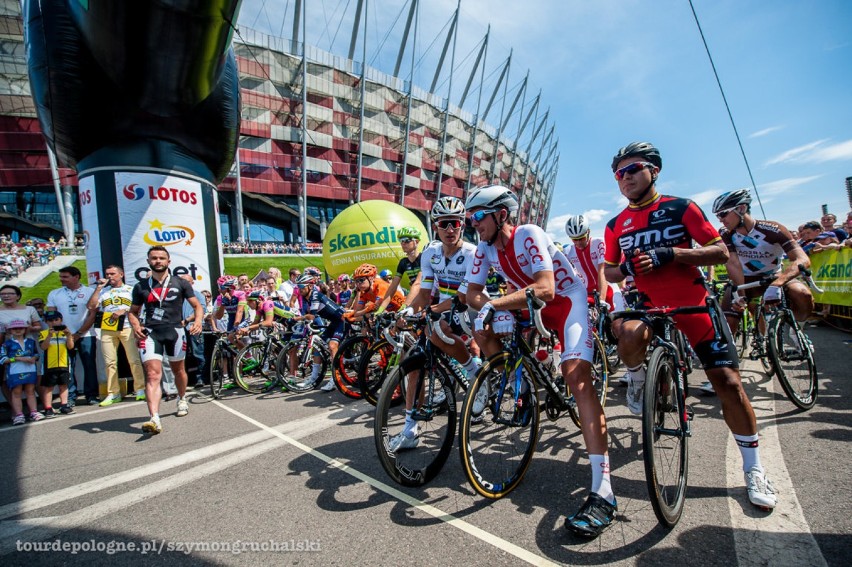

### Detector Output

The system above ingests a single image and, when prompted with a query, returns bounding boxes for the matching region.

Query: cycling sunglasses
[398,237,416,244]
[614,161,656,180]
[354,277,370,284]
[435,218,463,230]
[716,208,737,220]
[468,209,499,223]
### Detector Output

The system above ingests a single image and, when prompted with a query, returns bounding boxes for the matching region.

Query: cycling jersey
[720,220,799,277]
[254,299,296,323]
[604,194,736,369]
[395,253,422,288]
[563,237,617,308]
[214,291,247,331]
[485,272,506,295]
[132,276,196,330]
[306,289,346,343]
[357,278,404,312]
[467,224,592,363]
[420,240,477,302]
[337,289,352,306]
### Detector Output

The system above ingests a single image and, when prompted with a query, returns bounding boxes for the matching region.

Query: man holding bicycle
[463,185,615,538]
[603,142,777,511]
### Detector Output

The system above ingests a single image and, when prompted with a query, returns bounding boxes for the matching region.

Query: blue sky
[238,0,852,241]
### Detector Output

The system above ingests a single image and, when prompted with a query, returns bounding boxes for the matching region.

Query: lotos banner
[810,247,852,307]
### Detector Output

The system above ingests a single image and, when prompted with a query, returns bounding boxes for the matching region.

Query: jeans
[184,330,205,384]
[68,336,98,401]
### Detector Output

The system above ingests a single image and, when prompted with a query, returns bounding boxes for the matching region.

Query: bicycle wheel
[278,338,327,393]
[332,335,369,399]
[234,341,274,393]
[374,352,456,487]
[591,333,609,410]
[359,339,405,407]
[767,314,817,410]
[642,347,688,528]
[734,313,749,358]
[459,352,540,499]
[209,343,225,399]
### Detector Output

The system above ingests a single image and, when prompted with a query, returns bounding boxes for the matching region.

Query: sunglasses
[355,277,369,284]
[435,218,463,230]
[399,237,416,244]
[614,161,656,180]
[715,208,737,220]
[468,209,499,223]
[569,235,588,241]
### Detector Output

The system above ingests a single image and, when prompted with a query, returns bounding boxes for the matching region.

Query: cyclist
[128,246,204,435]
[715,188,813,347]
[213,276,247,334]
[379,269,393,283]
[602,141,777,511]
[387,197,483,452]
[564,214,625,313]
[484,265,506,297]
[292,273,346,392]
[336,274,354,308]
[463,185,614,538]
[348,263,405,320]
[376,226,423,314]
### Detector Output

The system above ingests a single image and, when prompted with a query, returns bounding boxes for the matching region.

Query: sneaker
[29,411,45,422]
[59,405,75,415]
[193,380,205,389]
[99,394,122,407]
[699,381,716,395]
[745,466,777,510]
[176,398,189,417]
[471,383,489,416]
[12,414,25,426]
[43,408,56,418]
[320,380,336,392]
[86,397,101,406]
[135,390,146,401]
[387,431,419,452]
[564,493,618,538]
[142,419,162,435]
[626,374,644,415]
[66,399,76,408]
[241,359,259,372]
[222,382,237,390]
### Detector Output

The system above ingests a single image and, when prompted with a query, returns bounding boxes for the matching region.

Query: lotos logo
[123,184,146,200]
[122,184,198,205]
[142,219,195,247]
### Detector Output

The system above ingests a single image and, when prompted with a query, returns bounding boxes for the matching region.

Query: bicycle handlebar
[525,288,551,340]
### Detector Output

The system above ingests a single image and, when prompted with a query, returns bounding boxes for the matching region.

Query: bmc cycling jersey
[420,240,476,302]
[604,194,736,369]
[395,254,422,288]
[720,220,799,277]
[214,291,247,331]
[357,278,404,312]
[467,225,593,363]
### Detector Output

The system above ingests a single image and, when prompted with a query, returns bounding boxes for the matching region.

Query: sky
[237,0,852,242]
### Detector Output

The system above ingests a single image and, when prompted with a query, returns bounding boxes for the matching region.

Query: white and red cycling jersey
[466,225,593,363]
[563,238,622,310]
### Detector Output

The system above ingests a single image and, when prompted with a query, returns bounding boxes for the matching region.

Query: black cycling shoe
[565,493,617,538]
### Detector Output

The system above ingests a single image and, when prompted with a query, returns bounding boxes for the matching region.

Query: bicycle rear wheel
[235,342,274,394]
[332,335,369,399]
[458,352,539,499]
[209,344,226,399]
[277,338,327,393]
[768,314,817,410]
[374,354,456,486]
[359,339,405,407]
[642,347,688,528]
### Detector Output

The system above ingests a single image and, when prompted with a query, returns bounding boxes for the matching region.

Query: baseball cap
[7,319,28,329]
[44,310,63,320]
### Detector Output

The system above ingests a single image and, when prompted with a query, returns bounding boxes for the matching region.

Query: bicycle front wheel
[278,338,326,393]
[359,339,404,407]
[642,347,688,528]
[374,354,456,486]
[768,314,817,410]
[235,342,274,393]
[458,352,539,499]
[332,335,369,399]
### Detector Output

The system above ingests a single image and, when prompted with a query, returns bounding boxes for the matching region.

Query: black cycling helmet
[611,141,662,172]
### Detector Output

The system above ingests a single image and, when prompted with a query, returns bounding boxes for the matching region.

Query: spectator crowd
[222,241,322,255]
[0,234,66,280]
[793,211,852,255]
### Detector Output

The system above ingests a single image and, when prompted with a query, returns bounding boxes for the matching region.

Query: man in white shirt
[46,266,98,405]
[277,267,300,304]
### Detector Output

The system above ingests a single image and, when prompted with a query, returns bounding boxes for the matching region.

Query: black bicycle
[234,321,295,394]
[206,331,241,399]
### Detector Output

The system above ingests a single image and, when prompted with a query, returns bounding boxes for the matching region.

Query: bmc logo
[122,184,198,205]
[619,225,686,250]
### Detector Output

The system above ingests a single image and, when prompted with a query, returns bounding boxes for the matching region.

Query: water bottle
[551,339,563,378]
[534,348,557,378]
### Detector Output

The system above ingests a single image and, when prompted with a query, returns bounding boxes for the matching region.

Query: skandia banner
[322,200,427,278]
[116,172,218,290]
[78,176,102,283]
[810,247,852,307]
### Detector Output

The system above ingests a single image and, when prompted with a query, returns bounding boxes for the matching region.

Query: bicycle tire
[642,347,688,528]
[277,338,328,393]
[331,335,369,399]
[767,314,817,410]
[209,343,225,399]
[235,341,275,394]
[458,351,540,499]
[734,313,749,358]
[358,339,404,407]
[374,353,456,487]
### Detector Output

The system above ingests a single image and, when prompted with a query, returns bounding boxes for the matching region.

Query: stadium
[0,0,558,244]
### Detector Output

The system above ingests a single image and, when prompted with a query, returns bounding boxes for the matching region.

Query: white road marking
[727,362,827,566]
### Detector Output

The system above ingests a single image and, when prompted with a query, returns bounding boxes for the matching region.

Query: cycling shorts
[321,319,346,344]
[437,309,474,343]
[540,286,594,364]
[138,327,187,363]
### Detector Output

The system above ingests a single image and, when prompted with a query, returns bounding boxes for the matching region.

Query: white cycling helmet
[565,215,590,238]
[712,188,752,214]
[431,196,465,218]
[465,184,519,214]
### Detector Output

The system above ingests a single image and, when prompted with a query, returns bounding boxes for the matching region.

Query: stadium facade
[0,0,558,243]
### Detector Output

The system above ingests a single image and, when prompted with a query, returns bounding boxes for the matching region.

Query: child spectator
[38,310,75,417]
[0,319,43,425]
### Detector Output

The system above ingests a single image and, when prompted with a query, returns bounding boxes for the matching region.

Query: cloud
[748,125,783,138]
[545,208,610,242]
[765,139,852,166]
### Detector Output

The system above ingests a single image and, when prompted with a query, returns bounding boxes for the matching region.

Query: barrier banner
[810,247,852,307]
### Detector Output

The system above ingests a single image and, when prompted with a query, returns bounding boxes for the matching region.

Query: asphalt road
[0,323,848,566]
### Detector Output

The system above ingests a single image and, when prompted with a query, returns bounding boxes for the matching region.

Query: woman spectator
[0,285,43,403]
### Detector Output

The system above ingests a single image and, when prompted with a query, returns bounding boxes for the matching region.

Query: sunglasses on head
[435,218,463,230]
[468,209,499,223]
[614,161,656,180]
